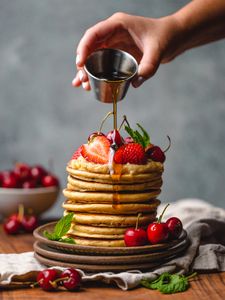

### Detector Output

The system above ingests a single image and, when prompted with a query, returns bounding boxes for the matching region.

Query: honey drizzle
[111,163,122,209]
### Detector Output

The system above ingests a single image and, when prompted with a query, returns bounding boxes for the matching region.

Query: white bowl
[0,186,59,217]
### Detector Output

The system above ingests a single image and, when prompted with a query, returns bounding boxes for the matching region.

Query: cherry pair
[3,205,38,234]
[37,268,81,291]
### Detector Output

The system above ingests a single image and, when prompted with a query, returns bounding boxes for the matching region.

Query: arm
[73,0,225,90]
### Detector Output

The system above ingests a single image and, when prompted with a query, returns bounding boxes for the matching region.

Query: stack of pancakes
[62,156,163,247]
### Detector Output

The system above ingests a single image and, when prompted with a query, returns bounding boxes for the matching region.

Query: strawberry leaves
[125,123,150,148]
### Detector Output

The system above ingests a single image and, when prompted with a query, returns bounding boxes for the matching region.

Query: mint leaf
[54,212,74,237]
[125,123,151,148]
[141,272,196,294]
[137,123,150,147]
[43,213,74,242]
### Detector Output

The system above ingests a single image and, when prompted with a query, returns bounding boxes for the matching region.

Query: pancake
[62,199,160,214]
[65,234,125,247]
[70,223,128,235]
[67,175,163,192]
[68,229,124,240]
[64,211,157,227]
[63,189,161,204]
[69,156,163,175]
[67,166,162,184]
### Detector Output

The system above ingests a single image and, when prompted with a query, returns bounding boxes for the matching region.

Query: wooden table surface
[0,224,224,300]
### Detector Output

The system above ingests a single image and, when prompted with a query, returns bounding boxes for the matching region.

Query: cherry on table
[166,217,183,239]
[21,215,38,232]
[60,268,81,291]
[3,218,21,234]
[124,213,148,247]
[37,269,59,291]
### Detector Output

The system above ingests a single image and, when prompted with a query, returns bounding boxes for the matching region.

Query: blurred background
[0,0,225,217]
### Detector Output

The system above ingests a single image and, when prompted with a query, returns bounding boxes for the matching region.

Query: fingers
[72,70,91,91]
[132,41,161,88]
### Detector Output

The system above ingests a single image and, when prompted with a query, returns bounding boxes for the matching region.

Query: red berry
[166,217,183,239]
[41,174,59,187]
[81,135,110,164]
[146,146,165,163]
[124,136,134,144]
[107,130,123,146]
[30,165,47,181]
[21,215,38,232]
[22,180,37,189]
[124,228,148,247]
[147,223,169,244]
[1,172,19,188]
[3,218,21,234]
[37,269,59,291]
[71,146,83,160]
[114,143,147,165]
[60,268,81,291]
[14,163,31,182]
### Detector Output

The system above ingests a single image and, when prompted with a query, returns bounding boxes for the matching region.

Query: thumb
[132,42,161,88]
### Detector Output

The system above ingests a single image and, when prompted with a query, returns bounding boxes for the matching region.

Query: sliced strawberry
[81,136,110,164]
[71,146,83,160]
[114,143,147,165]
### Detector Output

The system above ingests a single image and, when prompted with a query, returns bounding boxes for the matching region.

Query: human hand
[72,12,181,90]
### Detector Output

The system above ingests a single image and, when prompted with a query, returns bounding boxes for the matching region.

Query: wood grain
[0,224,224,300]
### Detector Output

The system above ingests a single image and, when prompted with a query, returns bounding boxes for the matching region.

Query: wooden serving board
[33,222,188,256]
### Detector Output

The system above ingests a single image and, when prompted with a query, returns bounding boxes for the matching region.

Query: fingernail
[72,77,77,85]
[133,76,145,88]
[76,54,80,65]
[79,70,84,81]
[82,82,89,89]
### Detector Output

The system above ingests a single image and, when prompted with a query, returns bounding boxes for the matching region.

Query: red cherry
[41,174,59,187]
[3,218,21,234]
[166,217,183,239]
[60,268,81,291]
[147,223,169,244]
[107,129,123,146]
[124,136,134,144]
[22,180,37,189]
[37,269,59,291]
[124,228,148,247]
[147,146,165,163]
[14,163,31,182]
[1,172,19,188]
[30,165,47,182]
[21,215,38,232]
[88,132,105,143]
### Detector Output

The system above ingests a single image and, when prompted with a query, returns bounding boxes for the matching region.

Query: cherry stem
[118,115,130,131]
[18,204,24,222]
[158,203,170,223]
[99,111,113,132]
[135,213,142,230]
[163,136,171,153]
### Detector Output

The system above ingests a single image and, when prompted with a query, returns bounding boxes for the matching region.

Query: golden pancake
[64,211,156,227]
[67,175,163,192]
[69,156,163,175]
[62,199,160,214]
[68,229,124,240]
[70,223,128,235]
[63,189,161,204]
[65,234,125,247]
[67,166,162,184]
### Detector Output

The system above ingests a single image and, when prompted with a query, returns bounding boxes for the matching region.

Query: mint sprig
[125,123,150,148]
[44,212,75,244]
[141,272,197,294]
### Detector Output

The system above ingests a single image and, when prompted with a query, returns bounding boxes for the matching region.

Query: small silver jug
[84,48,138,103]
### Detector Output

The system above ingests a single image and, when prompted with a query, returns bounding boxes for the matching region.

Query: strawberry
[114,143,147,165]
[71,146,83,160]
[81,136,110,164]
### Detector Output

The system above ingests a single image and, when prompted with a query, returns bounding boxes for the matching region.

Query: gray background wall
[0,0,225,217]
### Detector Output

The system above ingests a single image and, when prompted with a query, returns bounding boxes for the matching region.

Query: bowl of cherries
[0,162,60,218]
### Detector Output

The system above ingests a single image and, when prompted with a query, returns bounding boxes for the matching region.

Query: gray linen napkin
[0,199,225,290]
